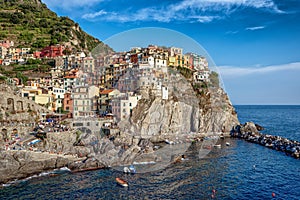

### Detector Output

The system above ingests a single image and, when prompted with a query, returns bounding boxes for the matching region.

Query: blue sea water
[1,105,300,199]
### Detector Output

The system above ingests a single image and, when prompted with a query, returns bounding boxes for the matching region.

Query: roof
[100,89,114,95]
[64,75,77,79]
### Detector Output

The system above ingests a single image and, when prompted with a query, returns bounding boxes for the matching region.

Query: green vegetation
[0,75,7,82]
[0,57,53,82]
[175,66,193,79]
[75,130,82,144]
[0,0,111,52]
[16,72,28,84]
[209,71,219,87]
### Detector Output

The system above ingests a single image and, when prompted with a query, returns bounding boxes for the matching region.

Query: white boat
[226,142,230,146]
[165,139,174,145]
[123,165,136,174]
[214,144,221,148]
[129,165,136,174]
[123,167,130,174]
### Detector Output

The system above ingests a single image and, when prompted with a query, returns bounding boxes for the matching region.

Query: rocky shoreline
[230,122,300,159]
[2,121,299,185]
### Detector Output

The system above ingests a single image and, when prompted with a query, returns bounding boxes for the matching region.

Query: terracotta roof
[64,75,77,79]
[100,89,114,95]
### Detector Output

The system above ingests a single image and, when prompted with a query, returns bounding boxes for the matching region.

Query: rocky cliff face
[119,71,239,141]
[0,69,239,184]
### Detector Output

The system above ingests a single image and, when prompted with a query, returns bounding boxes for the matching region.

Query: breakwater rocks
[230,122,300,159]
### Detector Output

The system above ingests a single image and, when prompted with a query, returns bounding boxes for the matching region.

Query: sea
[1,105,299,200]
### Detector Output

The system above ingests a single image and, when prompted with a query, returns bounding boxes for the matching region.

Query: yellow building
[35,93,53,110]
[21,86,42,101]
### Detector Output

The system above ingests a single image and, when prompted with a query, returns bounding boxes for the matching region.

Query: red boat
[116,177,128,187]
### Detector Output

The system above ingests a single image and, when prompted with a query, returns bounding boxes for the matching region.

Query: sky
[41,0,300,105]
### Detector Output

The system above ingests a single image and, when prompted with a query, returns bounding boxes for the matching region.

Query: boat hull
[116,177,128,187]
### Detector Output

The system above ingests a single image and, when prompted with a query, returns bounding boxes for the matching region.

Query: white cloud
[191,15,220,23]
[82,10,107,19]
[225,30,239,34]
[79,0,283,23]
[218,62,300,77]
[166,0,283,14]
[245,26,265,31]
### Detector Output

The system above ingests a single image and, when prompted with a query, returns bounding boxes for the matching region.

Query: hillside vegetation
[0,0,112,53]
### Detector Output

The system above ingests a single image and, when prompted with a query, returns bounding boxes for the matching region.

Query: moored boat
[123,167,130,174]
[129,165,136,174]
[116,177,128,187]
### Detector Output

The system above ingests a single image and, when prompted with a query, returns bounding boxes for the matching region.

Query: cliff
[119,69,239,142]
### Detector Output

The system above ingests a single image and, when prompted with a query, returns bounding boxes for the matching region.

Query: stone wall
[0,84,52,139]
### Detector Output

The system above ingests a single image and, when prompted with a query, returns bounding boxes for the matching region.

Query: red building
[40,45,64,58]
[130,53,138,64]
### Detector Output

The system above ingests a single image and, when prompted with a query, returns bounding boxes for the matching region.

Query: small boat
[214,144,221,148]
[129,165,136,174]
[123,167,131,174]
[165,139,174,145]
[116,177,128,187]
[226,142,230,146]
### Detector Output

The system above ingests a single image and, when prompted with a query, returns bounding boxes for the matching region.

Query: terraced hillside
[0,0,112,53]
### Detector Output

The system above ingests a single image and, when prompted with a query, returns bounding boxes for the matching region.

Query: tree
[16,72,28,85]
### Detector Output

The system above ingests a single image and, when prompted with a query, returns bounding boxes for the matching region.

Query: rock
[255,123,264,131]
[242,122,260,135]
[230,123,300,159]
[120,73,238,138]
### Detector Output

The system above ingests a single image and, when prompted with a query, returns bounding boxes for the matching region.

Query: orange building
[63,92,73,117]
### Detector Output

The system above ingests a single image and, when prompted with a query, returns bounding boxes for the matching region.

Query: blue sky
[42,0,300,105]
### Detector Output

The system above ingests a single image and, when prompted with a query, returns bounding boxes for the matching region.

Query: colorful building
[40,45,64,58]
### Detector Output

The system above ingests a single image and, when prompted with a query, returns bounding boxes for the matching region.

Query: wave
[1,167,71,187]
[133,161,156,165]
